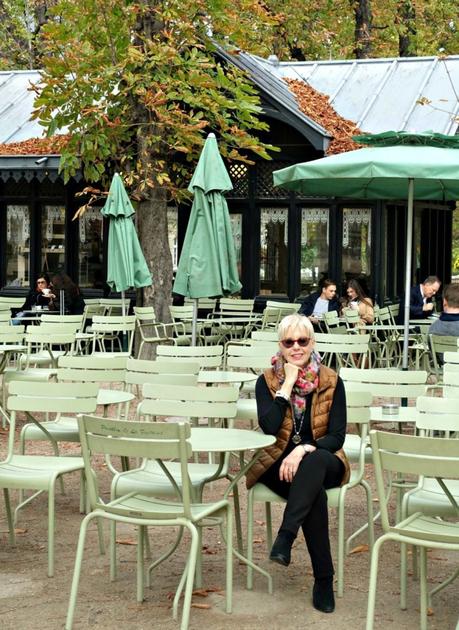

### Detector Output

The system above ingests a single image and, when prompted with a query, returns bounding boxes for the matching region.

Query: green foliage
[32,0,279,201]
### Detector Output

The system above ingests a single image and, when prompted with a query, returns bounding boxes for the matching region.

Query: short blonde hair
[278,313,315,341]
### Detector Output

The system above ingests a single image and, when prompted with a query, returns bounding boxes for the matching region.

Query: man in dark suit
[397,275,441,323]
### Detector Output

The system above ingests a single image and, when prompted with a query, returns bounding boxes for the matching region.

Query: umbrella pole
[121,290,127,352]
[191,298,198,346]
[402,178,414,370]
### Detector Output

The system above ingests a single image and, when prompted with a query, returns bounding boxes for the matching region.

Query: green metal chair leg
[3,488,14,545]
[366,534,388,630]
[65,512,94,629]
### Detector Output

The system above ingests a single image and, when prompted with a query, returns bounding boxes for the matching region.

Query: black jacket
[396,285,432,323]
[298,291,340,317]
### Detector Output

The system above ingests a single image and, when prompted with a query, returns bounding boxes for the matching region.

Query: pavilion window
[6,205,30,287]
[342,207,372,287]
[78,208,104,288]
[260,207,288,294]
[41,205,66,275]
[300,207,330,294]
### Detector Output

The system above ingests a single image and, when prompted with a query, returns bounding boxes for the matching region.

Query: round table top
[97,389,135,406]
[190,427,275,453]
[198,370,258,385]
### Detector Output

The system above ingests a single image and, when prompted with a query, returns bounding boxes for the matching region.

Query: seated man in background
[298,279,340,329]
[429,283,459,336]
[397,275,441,323]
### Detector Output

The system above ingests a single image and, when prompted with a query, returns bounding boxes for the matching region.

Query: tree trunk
[352,0,372,58]
[137,188,173,325]
[398,1,416,57]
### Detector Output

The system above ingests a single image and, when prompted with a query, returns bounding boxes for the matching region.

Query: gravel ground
[0,403,458,630]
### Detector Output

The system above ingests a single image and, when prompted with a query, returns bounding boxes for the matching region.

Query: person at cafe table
[12,273,53,324]
[298,278,340,329]
[247,313,349,614]
[396,274,441,323]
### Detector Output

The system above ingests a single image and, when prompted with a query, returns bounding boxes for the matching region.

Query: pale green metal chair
[246,390,374,597]
[366,430,459,630]
[323,310,347,334]
[91,315,136,354]
[19,378,99,455]
[125,357,200,391]
[18,325,77,369]
[156,344,223,368]
[429,334,459,381]
[65,416,233,630]
[399,396,459,612]
[111,383,240,569]
[315,332,371,369]
[1,381,98,577]
[340,368,428,461]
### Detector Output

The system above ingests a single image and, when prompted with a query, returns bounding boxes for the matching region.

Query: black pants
[259,449,344,579]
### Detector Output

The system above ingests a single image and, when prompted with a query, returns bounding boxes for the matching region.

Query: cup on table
[42,288,51,297]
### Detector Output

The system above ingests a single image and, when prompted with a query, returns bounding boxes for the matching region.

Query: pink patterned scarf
[271,350,321,420]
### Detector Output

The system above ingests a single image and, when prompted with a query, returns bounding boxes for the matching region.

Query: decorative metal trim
[342,207,371,247]
[79,209,102,244]
[44,205,65,241]
[7,205,30,243]
[301,207,329,246]
[261,207,288,246]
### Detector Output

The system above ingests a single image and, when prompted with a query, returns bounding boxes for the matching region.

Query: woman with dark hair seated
[49,272,85,315]
[12,274,52,324]
[341,279,374,326]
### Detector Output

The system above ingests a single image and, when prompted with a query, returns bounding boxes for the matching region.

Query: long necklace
[292,407,305,445]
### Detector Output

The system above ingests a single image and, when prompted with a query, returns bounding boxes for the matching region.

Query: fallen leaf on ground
[427,608,434,616]
[14,528,28,534]
[349,544,369,555]
[116,538,137,545]
[191,603,211,610]
[253,538,263,544]
[192,589,209,598]
[255,520,265,526]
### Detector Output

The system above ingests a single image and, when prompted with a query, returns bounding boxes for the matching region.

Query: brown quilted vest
[246,365,350,489]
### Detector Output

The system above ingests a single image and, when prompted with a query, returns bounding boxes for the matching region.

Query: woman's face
[347,286,357,300]
[36,277,49,291]
[279,325,315,368]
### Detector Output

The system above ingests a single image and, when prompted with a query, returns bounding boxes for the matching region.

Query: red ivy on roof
[286,79,362,155]
[0,135,70,156]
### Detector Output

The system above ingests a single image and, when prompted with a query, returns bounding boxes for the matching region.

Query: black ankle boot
[269,531,294,566]
[312,577,335,613]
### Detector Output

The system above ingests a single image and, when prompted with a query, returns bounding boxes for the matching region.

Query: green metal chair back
[0,312,12,323]
[91,315,136,354]
[315,333,371,369]
[156,344,223,368]
[139,383,238,425]
[429,334,459,379]
[125,357,199,387]
[0,325,25,343]
[340,367,428,401]
[79,415,193,516]
[57,354,127,384]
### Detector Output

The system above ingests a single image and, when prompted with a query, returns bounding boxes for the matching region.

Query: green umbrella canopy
[273,131,459,200]
[173,134,242,299]
[101,173,152,293]
[273,130,459,369]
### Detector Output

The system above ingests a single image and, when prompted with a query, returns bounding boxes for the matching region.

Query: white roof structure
[248,54,459,136]
[0,70,44,143]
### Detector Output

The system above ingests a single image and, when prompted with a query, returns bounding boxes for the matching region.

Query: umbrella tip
[207,133,216,139]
